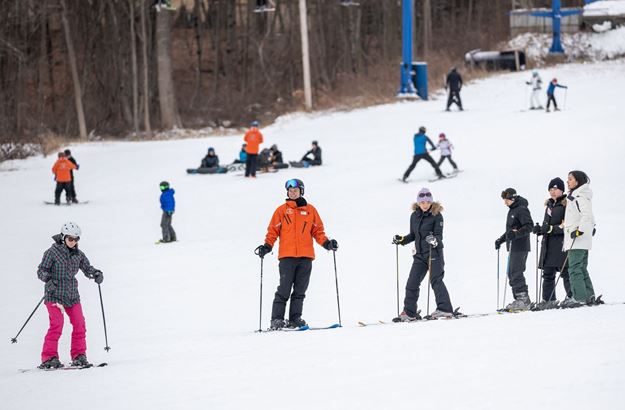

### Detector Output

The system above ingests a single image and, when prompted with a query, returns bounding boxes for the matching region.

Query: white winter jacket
[528,75,543,91]
[437,140,453,156]
[563,183,595,251]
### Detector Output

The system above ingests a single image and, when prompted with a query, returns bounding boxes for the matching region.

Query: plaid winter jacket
[37,234,99,306]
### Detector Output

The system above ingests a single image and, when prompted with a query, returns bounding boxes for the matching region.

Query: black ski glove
[45,279,57,294]
[495,237,504,250]
[323,239,338,251]
[506,230,517,241]
[93,270,104,284]
[532,223,542,236]
[392,235,405,245]
[425,234,438,248]
[255,244,272,258]
[571,230,583,239]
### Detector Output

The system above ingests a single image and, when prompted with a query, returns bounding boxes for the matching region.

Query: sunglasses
[418,192,432,198]
[65,236,80,243]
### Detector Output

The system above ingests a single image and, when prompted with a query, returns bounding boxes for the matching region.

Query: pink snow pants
[41,302,86,362]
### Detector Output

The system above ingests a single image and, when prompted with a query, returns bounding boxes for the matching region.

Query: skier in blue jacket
[159,181,177,243]
[402,126,445,182]
[546,78,567,113]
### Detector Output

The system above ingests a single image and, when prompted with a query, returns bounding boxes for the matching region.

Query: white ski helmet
[61,221,81,238]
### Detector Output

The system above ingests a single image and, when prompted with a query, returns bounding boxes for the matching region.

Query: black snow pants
[542,266,572,301]
[245,154,258,177]
[403,153,443,179]
[446,90,463,110]
[160,212,177,242]
[437,155,458,170]
[507,251,529,297]
[54,182,71,204]
[66,179,77,202]
[403,250,453,317]
[271,257,313,321]
[546,94,558,110]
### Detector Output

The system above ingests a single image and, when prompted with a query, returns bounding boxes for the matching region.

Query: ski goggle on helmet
[285,179,305,195]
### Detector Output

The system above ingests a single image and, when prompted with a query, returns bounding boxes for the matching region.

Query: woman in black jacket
[533,178,572,309]
[392,188,454,321]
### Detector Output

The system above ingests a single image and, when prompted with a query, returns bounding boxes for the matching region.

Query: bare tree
[156,9,180,129]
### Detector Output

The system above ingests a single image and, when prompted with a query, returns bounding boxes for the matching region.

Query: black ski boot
[38,356,64,369]
[71,354,91,367]
[286,318,307,329]
[269,319,285,330]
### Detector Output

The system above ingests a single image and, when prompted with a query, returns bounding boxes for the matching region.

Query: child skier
[392,188,455,321]
[526,70,543,110]
[51,152,77,205]
[37,222,103,369]
[546,78,568,112]
[159,181,177,243]
[436,133,459,173]
[256,179,338,330]
[401,126,445,182]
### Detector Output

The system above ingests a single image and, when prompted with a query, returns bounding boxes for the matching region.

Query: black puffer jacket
[201,154,219,168]
[498,196,534,252]
[402,202,444,256]
[538,195,567,268]
[446,69,463,91]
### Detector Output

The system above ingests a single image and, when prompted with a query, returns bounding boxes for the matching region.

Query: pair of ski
[44,201,89,206]
[399,171,462,184]
[358,308,496,327]
[20,362,108,373]
[257,323,340,333]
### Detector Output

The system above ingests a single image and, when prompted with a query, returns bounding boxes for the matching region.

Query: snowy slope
[1,60,624,410]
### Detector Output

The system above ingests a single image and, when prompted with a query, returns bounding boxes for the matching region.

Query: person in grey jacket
[495,188,534,311]
[562,170,598,308]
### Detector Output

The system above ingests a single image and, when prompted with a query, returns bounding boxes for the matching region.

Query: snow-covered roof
[584,0,625,16]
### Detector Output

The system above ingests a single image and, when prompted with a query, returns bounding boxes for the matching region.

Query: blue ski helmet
[251,120,260,127]
[285,179,304,196]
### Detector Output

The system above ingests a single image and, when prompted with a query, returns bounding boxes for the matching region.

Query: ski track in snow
[1,60,624,410]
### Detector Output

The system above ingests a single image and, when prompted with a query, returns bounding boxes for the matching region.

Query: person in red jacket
[244,120,264,178]
[51,152,77,205]
[256,179,338,330]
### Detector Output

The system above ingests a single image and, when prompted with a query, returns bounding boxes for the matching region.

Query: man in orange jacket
[244,120,263,178]
[256,179,338,330]
[51,152,78,205]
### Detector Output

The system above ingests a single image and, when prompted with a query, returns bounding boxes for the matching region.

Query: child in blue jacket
[546,78,567,113]
[159,181,177,243]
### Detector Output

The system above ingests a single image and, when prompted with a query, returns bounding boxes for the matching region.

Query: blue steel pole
[398,0,416,95]
[549,0,565,53]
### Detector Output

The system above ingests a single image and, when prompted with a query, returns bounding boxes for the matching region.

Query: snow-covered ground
[507,26,625,63]
[1,60,624,410]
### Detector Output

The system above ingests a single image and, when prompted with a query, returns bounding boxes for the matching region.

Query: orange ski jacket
[244,128,264,154]
[264,199,328,260]
[52,158,77,183]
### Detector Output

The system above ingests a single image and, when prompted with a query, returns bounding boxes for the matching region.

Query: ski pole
[97,284,111,352]
[535,235,540,303]
[502,247,511,309]
[10,295,45,344]
[332,250,342,327]
[547,237,576,303]
[254,246,265,332]
[563,88,568,110]
[497,248,500,310]
[426,244,432,317]
[395,244,400,317]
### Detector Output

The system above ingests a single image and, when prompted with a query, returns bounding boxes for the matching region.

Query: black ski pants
[446,90,463,110]
[160,212,177,242]
[271,257,312,321]
[546,94,558,110]
[245,154,258,177]
[437,155,458,170]
[54,182,71,204]
[403,250,453,316]
[66,179,77,202]
[403,153,443,179]
[542,266,572,301]
[507,251,529,297]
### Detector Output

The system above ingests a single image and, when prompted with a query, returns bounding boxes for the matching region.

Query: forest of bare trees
[0,0,585,147]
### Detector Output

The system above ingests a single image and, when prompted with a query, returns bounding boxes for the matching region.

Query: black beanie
[548,177,565,192]
[501,188,517,200]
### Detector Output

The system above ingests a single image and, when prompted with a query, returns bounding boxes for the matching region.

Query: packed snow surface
[584,0,625,16]
[1,60,624,410]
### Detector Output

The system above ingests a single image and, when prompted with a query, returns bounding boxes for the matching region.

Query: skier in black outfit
[533,177,572,309]
[401,126,444,182]
[64,149,79,203]
[495,188,534,311]
[392,188,454,321]
[445,67,463,111]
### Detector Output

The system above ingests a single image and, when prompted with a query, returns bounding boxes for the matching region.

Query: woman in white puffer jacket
[562,170,597,307]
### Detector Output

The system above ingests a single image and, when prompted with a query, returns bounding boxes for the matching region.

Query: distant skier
[159,181,177,243]
[392,188,456,321]
[445,67,463,111]
[51,152,77,205]
[533,177,572,309]
[562,170,600,308]
[37,222,103,369]
[495,188,534,311]
[546,78,567,113]
[244,120,264,178]
[436,133,459,173]
[64,149,79,203]
[269,144,288,169]
[255,179,338,330]
[526,70,543,110]
[401,126,445,182]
